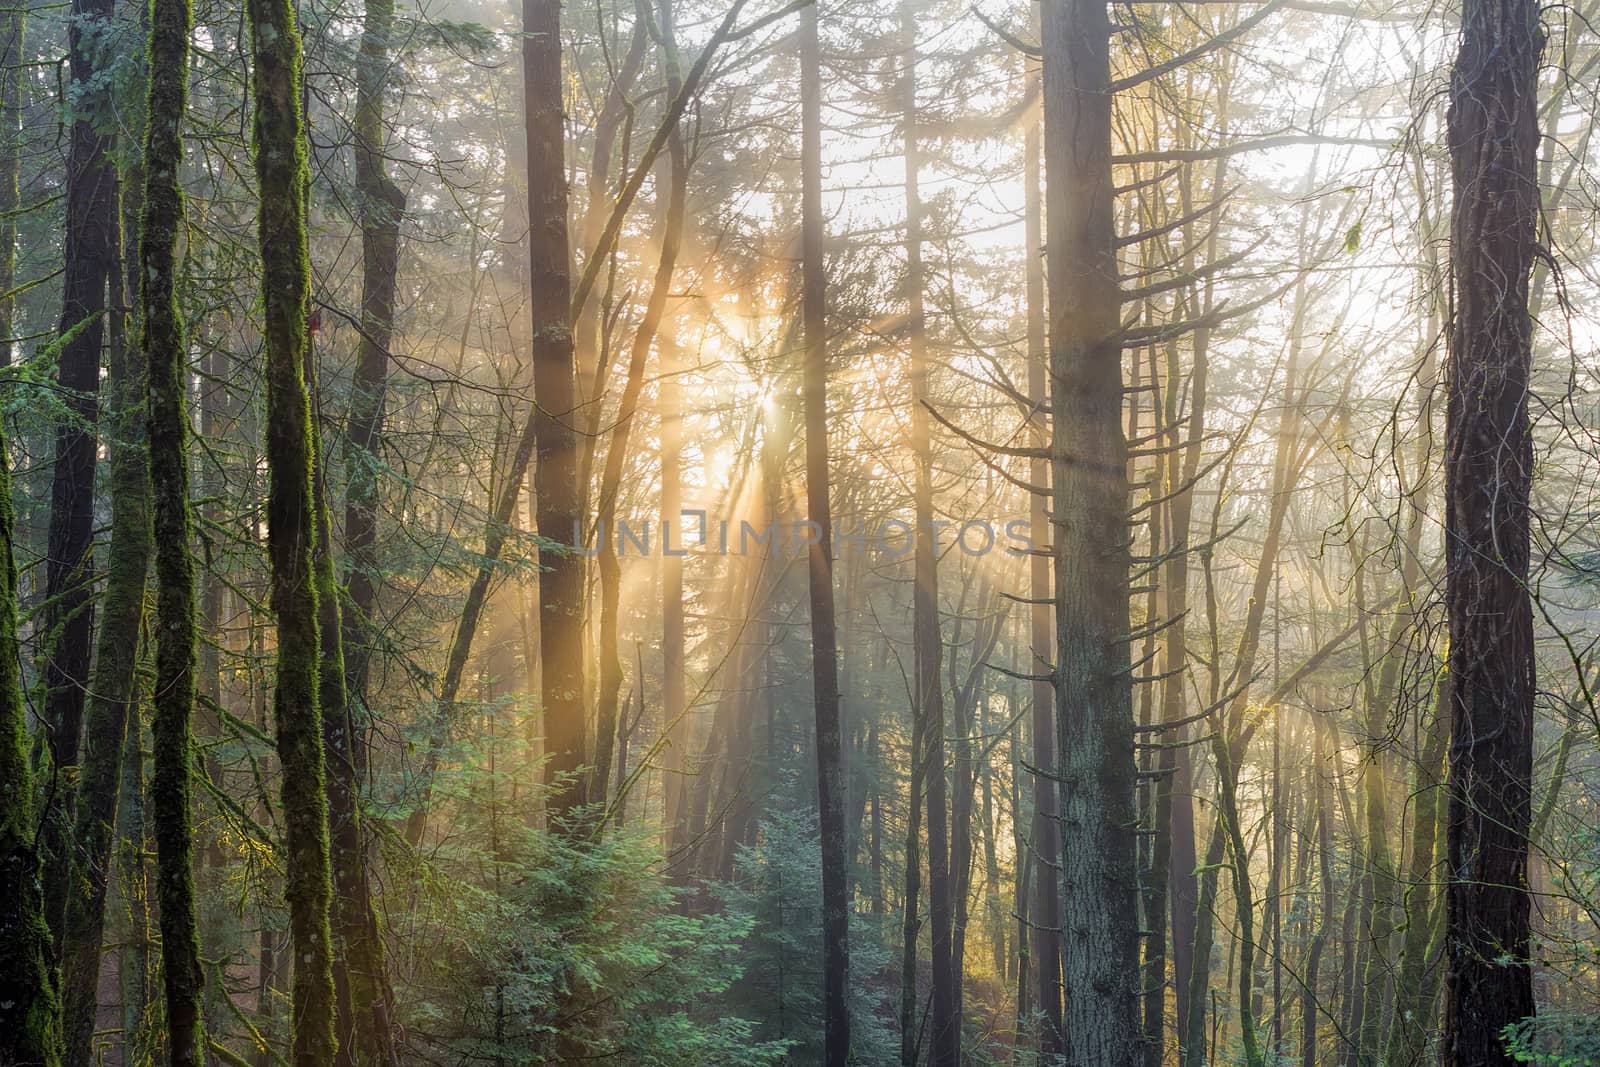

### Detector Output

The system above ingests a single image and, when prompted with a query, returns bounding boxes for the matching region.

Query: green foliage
[401,720,787,1065]
[719,809,899,1066]
[1343,220,1363,253]
[399,16,497,55]
[1504,1012,1600,1066]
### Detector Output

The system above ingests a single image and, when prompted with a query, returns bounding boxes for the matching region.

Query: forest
[0,0,1592,1061]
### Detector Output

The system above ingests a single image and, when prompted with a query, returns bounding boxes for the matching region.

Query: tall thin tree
[333,0,406,1056]
[901,7,956,1064]
[144,0,204,1054]
[247,0,340,1057]
[800,3,851,1062]
[61,191,152,1066]
[40,0,120,937]
[1023,79,1065,1061]
[0,0,21,368]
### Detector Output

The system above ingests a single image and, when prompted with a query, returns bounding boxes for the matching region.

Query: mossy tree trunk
[143,0,204,1055]
[116,666,155,1064]
[247,0,340,1058]
[0,410,62,1067]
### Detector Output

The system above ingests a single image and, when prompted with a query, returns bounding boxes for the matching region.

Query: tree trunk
[572,0,647,502]
[327,0,404,1057]
[61,181,151,1067]
[1441,0,1541,1057]
[799,5,850,1061]
[1302,721,1337,1067]
[950,592,1005,1049]
[1383,680,1447,1067]
[900,637,925,1067]
[524,0,587,821]
[901,8,955,1064]
[247,0,340,1055]
[1011,703,1033,1055]
[41,0,119,941]
[117,680,154,1064]
[1041,0,1142,1062]
[593,23,688,808]
[659,334,687,845]
[142,0,208,1057]
[1164,148,1223,1065]
[0,398,62,1067]
[0,0,21,367]
[1022,83,1064,1062]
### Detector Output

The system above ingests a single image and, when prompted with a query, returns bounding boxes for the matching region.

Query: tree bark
[144,0,206,1054]
[524,0,587,822]
[41,0,119,941]
[1441,0,1542,1057]
[328,0,404,1056]
[1041,0,1142,1062]
[247,0,340,1055]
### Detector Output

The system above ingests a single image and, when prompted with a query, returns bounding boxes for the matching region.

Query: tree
[143,0,205,1055]
[1441,0,1542,1059]
[331,0,406,1057]
[0,400,61,1067]
[799,3,850,1062]
[40,0,120,938]
[902,7,956,1064]
[1022,71,1065,1061]
[0,0,21,368]
[247,0,339,1057]
[60,174,151,1067]
[524,0,587,820]
[591,17,688,807]
[1040,0,1142,1062]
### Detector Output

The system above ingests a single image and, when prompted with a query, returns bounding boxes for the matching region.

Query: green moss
[246,0,339,1058]
[141,0,205,1057]
[0,417,63,1067]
